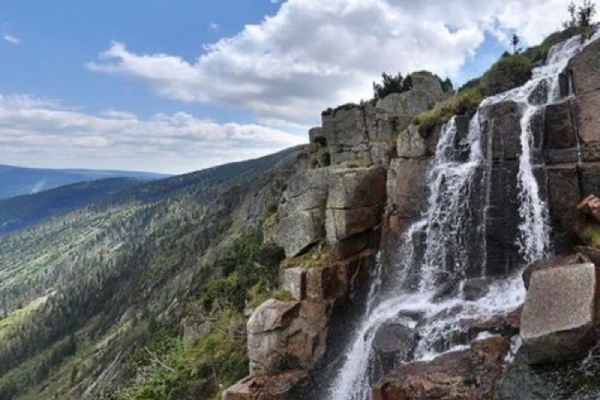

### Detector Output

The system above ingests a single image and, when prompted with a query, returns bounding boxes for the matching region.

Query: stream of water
[329,33,595,400]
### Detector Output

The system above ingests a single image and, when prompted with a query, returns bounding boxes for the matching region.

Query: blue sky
[0,0,576,174]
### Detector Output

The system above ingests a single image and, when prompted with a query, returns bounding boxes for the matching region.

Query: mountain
[0,165,169,200]
[0,178,147,235]
[0,146,303,400]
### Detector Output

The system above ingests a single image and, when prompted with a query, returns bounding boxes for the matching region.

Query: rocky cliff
[223,29,600,400]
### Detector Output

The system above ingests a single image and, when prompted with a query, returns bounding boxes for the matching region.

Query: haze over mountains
[0,165,169,200]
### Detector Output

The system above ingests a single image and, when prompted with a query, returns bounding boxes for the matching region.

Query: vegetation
[564,0,597,28]
[413,86,483,135]
[0,147,300,400]
[372,72,412,101]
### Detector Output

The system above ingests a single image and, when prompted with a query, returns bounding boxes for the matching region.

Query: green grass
[413,86,483,135]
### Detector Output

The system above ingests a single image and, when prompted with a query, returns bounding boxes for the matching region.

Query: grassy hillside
[0,146,304,400]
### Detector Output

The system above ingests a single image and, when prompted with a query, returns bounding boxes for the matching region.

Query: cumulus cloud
[3,34,20,44]
[0,94,305,174]
[87,0,574,126]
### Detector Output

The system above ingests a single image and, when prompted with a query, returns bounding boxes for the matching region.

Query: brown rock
[325,204,384,242]
[387,158,429,221]
[223,370,308,400]
[372,337,510,400]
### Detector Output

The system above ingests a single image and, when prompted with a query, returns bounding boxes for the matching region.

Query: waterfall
[329,34,594,400]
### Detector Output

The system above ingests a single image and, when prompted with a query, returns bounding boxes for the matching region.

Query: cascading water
[330,33,597,400]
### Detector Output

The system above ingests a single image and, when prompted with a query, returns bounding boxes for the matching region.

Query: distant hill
[0,165,169,199]
[0,178,146,235]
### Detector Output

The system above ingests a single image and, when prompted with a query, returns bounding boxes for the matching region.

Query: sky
[0,0,580,174]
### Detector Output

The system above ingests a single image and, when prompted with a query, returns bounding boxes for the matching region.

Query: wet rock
[371,323,417,364]
[521,263,597,365]
[522,254,586,289]
[485,160,521,275]
[223,370,308,400]
[460,307,521,339]
[372,337,510,400]
[463,277,491,301]
[544,99,577,149]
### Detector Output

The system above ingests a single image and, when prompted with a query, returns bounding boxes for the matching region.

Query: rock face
[372,337,510,400]
[520,263,597,365]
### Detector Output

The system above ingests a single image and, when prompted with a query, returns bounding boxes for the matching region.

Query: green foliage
[0,148,298,400]
[372,72,410,101]
[564,0,597,28]
[413,87,483,136]
[480,54,532,96]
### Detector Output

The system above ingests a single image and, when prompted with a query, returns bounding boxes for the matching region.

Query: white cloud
[3,34,20,44]
[210,22,219,31]
[0,94,305,174]
[87,0,575,127]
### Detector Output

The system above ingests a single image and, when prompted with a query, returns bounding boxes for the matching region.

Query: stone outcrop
[521,253,588,289]
[372,337,510,400]
[309,71,446,169]
[520,262,597,364]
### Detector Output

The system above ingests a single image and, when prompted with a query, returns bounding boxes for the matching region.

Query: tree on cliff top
[372,72,407,101]
[564,0,597,28]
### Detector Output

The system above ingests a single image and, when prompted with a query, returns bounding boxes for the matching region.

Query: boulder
[247,299,330,375]
[247,300,301,374]
[371,323,417,363]
[223,370,308,400]
[522,254,586,289]
[372,337,510,400]
[520,263,597,364]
